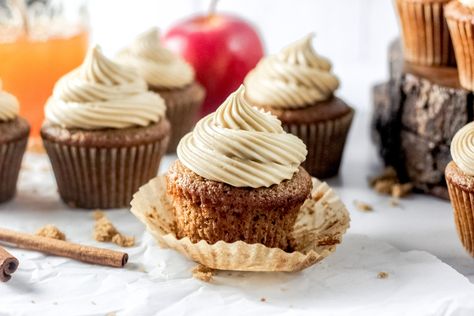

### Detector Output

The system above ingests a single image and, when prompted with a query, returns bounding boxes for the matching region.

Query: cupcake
[41,46,170,209]
[446,122,474,256]
[117,28,205,153]
[168,85,312,250]
[395,0,455,66]
[446,0,474,90]
[243,34,354,178]
[0,81,30,203]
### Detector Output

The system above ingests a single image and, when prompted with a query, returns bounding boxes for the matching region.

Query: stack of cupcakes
[244,34,353,178]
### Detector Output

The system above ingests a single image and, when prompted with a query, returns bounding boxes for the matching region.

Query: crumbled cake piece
[36,225,66,240]
[353,200,373,212]
[192,264,215,282]
[369,167,413,198]
[391,183,413,198]
[374,179,397,195]
[377,271,389,279]
[93,210,135,247]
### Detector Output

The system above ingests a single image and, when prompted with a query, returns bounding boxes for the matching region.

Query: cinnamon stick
[0,246,18,282]
[0,228,128,268]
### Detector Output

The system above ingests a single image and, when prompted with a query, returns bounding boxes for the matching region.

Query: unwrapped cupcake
[446,0,474,90]
[244,34,353,178]
[169,85,312,250]
[395,0,455,66]
[0,81,29,203]
[117,28,205,153]
[41,46,170,209]
[446,122,474,256]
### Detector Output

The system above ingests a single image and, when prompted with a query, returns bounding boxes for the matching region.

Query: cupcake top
[0,80,19,122]
[244,33,339,109]
[451,122,474,176]
[117,28,195,89]
[45,46,166,130]
[177,85,307,188]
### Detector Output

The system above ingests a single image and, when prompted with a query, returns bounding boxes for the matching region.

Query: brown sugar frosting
[451,122,474,176]
[0,80,19,122]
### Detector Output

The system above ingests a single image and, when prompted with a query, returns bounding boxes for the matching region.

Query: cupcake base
[41,120,170,209]
[150,82,205,153]
[446,161,474,256]
[259,97,354,179]
[166,160,312,250]
[0,118,30,203]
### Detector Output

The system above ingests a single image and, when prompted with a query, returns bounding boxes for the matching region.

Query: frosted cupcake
[446,0,474,90]
[118,28,205,152]
[167,85,312,250]
[0,81,30,203]
[395,0,455,66]
[41,46,170,209]
[445,122,474,256]
[244,34,354,178]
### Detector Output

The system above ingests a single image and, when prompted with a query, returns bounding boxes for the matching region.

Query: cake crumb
[192,264,215,282]
[369,167,413,199]
[93,211,135,247]
[36,225,66,241]
[391,183,413,198]
[260,298,266,302]
[377,271,389,279]
[353,200,373,212]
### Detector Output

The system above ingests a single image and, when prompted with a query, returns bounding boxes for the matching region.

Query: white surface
[0,112,474,315]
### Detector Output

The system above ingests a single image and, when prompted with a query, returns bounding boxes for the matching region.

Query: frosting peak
[451,122,474,176]
[177,85,307,188]
[0,80,19,122]
[117,27,195,88]
[45,45,166,130]
[244,33,340,109]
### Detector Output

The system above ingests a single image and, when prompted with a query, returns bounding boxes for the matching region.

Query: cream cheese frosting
[451,122,474,176]
[0,80,19,122]
[45,46,166,130]
[459,0,474,8]
[177,85,307,188]
[244,33,339,109]
[117,28,195,89]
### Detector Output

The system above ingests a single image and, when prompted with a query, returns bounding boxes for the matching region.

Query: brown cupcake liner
[396,0,455,66]
[446,9,474,90]
[283,108,354,179]
[446,175,474,256]
[0,136,28,203]
[151,83,205,153]
[130,176,350,272]
[42,137,169,209]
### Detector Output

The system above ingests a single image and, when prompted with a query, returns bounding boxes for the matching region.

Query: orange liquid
[0,30,88,137]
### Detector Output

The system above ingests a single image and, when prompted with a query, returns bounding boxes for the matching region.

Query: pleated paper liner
[446,169,474,257]
[395,0,455,66]
[43,136,169,209]
[446,1,474,90]
[0,136,28,203]
[151,82,205,153]
[284,108,354,179]
[130,176,350,272]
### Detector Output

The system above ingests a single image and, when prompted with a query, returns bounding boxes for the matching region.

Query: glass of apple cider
[0,0,89,139]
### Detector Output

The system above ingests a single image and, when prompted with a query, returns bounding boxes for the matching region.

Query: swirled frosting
[451,122,474,176]
[244,33,339,109]
[117,28,194,88]
[45,46,166,130]
[460,0,474,8]
[177,85,307,188]
[0,80,19,122]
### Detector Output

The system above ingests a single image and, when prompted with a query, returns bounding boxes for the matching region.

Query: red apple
[163,13,264,116]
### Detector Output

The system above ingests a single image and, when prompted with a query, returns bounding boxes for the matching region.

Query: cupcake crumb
[391,183,413,198]
[377,271,389,279]
[353,200,373,212]
[36,225,66,240]
[93,211,135,247]
[369,167,413,198]
[192,264,215,282]
[260,298,266,302]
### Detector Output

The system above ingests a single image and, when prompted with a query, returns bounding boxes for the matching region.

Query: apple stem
[208,0,219,16]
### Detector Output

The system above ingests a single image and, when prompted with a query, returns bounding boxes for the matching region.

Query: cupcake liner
[446,6,474,90]
[0,136,28,203]
[396,0,455,66]
[283,108,354,179]
[152,83,205,153]
[130,176,350,272]
[446,176,474,256]
[43,137,169,209]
